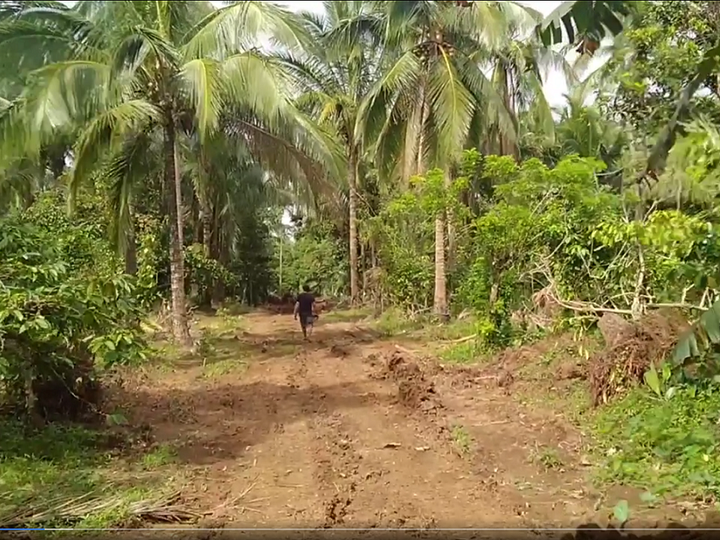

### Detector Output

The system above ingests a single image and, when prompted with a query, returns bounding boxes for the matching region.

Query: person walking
[293,284,317,340]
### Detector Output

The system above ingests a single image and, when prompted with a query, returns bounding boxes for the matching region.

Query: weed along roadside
[3,0,720,533]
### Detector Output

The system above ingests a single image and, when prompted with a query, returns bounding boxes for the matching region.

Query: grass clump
[450,424,473,456]
[592,384,720,500]
[437,340,486,365]
[530,445,564,470]
[0,420,181,528]
[373,308,426,337]
[201,358,248,379]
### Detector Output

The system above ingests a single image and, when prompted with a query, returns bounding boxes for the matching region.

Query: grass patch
[437,340,486,365]
[0,421,172,528]
[145,340,194,372]
[518,382,591,425]
[421,318,478,341]
[201,358,248,379]
[591,384,720,501]
[373,308,427,337]
[216,300,253,317]
[322,308,372,324]
[141,444,178,469]
[372,309,480,340]
[195,313,246,337]
[450,424,473,456]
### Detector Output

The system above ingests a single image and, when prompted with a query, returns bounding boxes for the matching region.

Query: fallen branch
[533,262,708,317]
[550,292,708,316]
[394,344,420,355]
[441,334,478,344]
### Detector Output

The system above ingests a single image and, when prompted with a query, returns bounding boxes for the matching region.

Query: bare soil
[109,311,704,534]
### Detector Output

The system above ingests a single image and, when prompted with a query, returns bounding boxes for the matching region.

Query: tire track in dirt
[310,412,360,526]
[358,349,520,527]
[358,345,619,528]
[295,338,535,528]
[297,344,433,528]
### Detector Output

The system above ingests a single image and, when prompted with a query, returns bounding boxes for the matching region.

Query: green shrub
[0,220,147,419]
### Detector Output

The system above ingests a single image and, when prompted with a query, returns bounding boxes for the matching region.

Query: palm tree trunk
[211,210,225,307]
[501,65,520,160]
[124,231,138,275]
[164,120,192,347]
[202,207,212,257]
[416,88,429,176]
[214,235,229,305]
[348,147,360,305]
[445,169,455,273]
[193,202,203,246]
[361,241,367,301]
[199,149,213,257]
[433,213,447,317]
[123,202,138,275]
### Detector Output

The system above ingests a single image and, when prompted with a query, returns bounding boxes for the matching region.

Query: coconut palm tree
[0,1,338,346]
[484,15,582,159]
[355,0,537,316]
[276,1,384,306]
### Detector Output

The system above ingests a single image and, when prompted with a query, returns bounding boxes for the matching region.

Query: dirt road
[120,311,690,532]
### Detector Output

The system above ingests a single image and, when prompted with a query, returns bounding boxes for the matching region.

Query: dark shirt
[296,292,315,315]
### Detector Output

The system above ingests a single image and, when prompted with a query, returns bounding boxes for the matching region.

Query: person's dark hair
[302,284,311,292]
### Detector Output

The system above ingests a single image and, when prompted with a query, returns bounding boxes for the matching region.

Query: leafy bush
[184,243,235,306]
[0,219,147,419]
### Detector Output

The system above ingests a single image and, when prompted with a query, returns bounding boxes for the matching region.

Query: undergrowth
[0,421,171,528]
[499,324,720,501]
[592,384,720,501]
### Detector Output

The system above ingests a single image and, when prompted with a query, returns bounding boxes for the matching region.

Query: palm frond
[182,1,309,61]
[427,48,475,162]
[178,57,224,140]
[70,99,161,207]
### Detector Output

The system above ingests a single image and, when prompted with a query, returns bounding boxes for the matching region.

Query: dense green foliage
[0,193,146,418]
[2,0,720,504]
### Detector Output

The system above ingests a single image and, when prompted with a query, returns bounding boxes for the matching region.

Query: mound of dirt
[590,311,688,406]
[381,352,443,413]
[329,344,350,358]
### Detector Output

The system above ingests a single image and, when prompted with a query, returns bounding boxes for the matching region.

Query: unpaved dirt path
[120,311,690,531]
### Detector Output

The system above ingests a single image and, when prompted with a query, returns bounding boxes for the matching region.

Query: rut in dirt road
[122,313,680,529]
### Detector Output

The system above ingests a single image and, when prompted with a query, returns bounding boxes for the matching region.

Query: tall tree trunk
[360,241,367,301]
[213,235,229,306]
[348,147,360,305]
[193,202,203,247]
[416,89,430,177]
[199,149,213,257]
[123,203,138,275]
[201,206,212,257]
[433,213,447,317]
[164,120,192,347]
[445,169,455,272]
[211,210,225,308]
[199,203,213,309]
[124,231,138,275]
[498,64,519,160]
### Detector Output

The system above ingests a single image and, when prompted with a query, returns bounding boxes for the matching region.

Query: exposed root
[589,311,687,406]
